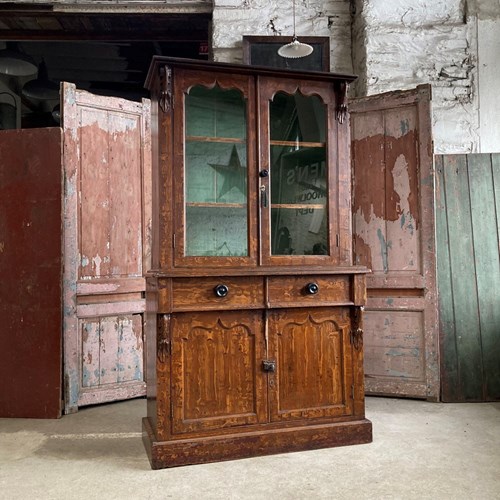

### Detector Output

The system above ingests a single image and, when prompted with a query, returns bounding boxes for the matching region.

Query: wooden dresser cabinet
[142,57,372,469]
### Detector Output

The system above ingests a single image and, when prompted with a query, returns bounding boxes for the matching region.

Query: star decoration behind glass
[209,145,247,200]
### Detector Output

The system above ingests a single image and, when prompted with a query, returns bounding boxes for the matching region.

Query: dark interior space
[0,10,210,128]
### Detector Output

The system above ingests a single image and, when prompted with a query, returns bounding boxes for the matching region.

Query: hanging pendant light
[0,43,37,76]
[22,59,59,101]
[277,0,313,59]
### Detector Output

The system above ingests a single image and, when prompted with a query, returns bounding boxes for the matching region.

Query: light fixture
[22,59,59,101]
[277,0,313,59]
[0,44,37,76]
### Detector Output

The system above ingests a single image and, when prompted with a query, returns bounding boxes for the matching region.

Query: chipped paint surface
[353,122,420,273]
[63,86,149,411]
[364,310,425,380]
[350,86,439,400]
[81,315,144,388]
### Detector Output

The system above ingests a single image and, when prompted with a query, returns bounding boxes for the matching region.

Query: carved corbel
[159,65,172,113]
[157,314,171,363]
[335,81,349,124]
[351,306,364,351]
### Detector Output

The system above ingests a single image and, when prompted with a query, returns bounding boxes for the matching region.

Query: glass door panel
[269,92,328,256]
[185,85,248,257]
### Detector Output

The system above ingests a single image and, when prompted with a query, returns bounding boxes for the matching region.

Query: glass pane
[269,92,328,256]
[184,85,248,257]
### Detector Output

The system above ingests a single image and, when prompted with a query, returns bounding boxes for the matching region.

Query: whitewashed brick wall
[4,0,496,152]
[351,0,480,153]
[212,0,492,153]
[212,0,354,74]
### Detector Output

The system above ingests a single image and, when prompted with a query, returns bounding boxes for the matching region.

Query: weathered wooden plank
[469,154,500,400]
[76,277,145,294]
[493,154,500,253]
[63,82,81,413]
[108,111,143,277]
[81,320,100,388]
[118,315,144,383]
[78,381,146,407]
[79,106,111,279]
[384,106,420,274]
[443,155,483,400]
[364,309,424,381]
[351,110,386,272]
[76,299,146,318]
[99,317,120,385]
[435,156,460,402]
[489,154,500,399]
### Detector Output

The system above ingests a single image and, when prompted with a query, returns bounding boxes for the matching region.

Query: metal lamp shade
[277,38,314,59]
[22,79,59,101]
[0,49,37,76]
[22,60,59,101]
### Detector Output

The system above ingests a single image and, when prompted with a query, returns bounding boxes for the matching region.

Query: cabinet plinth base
[142,417,372,469]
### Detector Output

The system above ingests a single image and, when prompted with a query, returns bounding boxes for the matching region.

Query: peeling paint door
[350,85,439,400]
[62,83,152,413]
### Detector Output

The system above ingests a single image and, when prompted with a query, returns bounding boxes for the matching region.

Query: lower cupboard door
[171,310,268,434]
[268,307,354,422]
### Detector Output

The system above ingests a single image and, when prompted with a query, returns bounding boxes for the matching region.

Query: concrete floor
[0,397,499,500]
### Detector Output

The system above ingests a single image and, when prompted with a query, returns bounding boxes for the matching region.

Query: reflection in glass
[184,85,248,256]
[269,92,329,256]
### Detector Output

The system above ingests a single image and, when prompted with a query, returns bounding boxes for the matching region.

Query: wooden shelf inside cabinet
[270,140,325,148]
[271,204,325,210]
[186,202,247,208]
[186,136,246,144]
[144,56,370,470]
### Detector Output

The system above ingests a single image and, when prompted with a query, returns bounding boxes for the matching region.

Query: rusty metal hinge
[351,384,355,399]
[172,233,176,248]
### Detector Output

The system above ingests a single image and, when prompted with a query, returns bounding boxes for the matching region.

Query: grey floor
[0,397,499,500]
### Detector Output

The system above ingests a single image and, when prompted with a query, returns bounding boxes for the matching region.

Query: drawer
[172,276,264,311]
[267,275,351,307]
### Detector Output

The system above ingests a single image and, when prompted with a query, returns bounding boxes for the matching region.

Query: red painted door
[62,83,152,413]
[350,85,439,400]
[0,128,63,418]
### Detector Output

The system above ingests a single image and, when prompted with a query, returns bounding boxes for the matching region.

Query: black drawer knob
[259,169,269,178]
[214,284,229,298]
[305,282,319,295]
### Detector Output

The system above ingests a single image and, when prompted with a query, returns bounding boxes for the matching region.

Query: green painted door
[436,154,500,402]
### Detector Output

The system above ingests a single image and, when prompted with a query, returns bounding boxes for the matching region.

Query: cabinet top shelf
[146,56,357,90]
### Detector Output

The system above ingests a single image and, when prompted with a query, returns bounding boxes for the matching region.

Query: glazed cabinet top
[145,57,359,274]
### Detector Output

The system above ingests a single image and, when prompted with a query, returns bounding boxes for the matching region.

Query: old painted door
[350,85,439,400]
[62,83,152,413]
[0,128,63,418]
[436,154,500,402]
